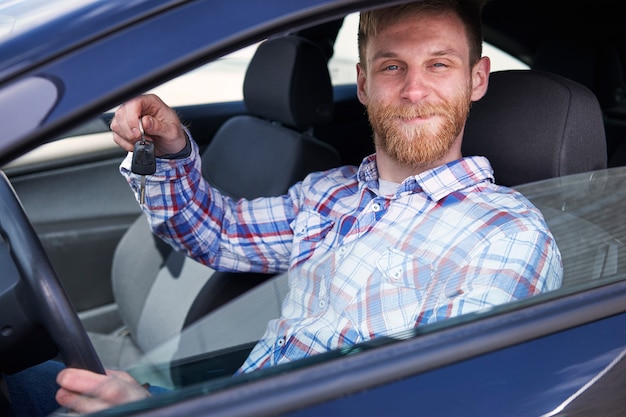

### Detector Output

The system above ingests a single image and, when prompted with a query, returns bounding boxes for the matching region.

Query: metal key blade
[131,117,156,205]
[140,175,146,204]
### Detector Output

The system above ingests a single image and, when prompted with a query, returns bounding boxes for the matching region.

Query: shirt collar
[357,154,495,201]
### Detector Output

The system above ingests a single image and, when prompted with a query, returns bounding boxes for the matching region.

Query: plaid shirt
[121,140,562,373]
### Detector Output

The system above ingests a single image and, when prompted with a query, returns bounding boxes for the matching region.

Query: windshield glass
[0,0,97,40]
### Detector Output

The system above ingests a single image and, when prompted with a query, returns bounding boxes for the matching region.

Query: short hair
[358,0,485,69]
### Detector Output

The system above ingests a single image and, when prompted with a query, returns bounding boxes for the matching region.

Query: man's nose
[401,69,430,102]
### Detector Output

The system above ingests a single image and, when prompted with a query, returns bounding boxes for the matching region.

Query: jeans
[4,360,64,417]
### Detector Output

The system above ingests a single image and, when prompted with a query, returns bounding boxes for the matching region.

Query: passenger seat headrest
[243,35,334,129]
[462,70,607,186]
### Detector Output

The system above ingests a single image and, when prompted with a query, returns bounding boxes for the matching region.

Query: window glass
[328,12,359,85]
[484,43,529,72]
[148,42,260,107]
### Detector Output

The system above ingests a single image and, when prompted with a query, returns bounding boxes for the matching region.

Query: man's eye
[433,62,447,68]
[384,65,400,71]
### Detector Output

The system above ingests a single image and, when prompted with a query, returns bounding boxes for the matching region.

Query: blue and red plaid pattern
[120,139,562,374]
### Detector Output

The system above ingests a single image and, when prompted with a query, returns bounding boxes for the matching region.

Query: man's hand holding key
[110,94,188,204]
[110,93,188,156]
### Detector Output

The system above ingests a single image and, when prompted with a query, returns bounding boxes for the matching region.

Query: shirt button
[277,338,285,347]
[392,268,403,280]
[372,203,381,212]
[319,299,326,308]
[338,246,348,255]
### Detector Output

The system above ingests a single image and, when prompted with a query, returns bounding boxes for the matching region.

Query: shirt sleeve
[427,229,563,322]
[119,133,298,274]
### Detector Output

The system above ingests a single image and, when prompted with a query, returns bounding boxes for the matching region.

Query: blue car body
[1,0,625,416]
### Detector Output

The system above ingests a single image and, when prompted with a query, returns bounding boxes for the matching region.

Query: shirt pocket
[289,211,334,266]
[290,211,334,241]
[364,248,436,335]
[376,247,435,291]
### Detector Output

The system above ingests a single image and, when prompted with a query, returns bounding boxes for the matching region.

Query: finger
[141,114,176,142]
[89,373,148,404]
[121,98,145,139]
[56,368,110,394]
[56,387,110,414]
[111,103,136,141]
[111,129,135,152]
[140,112,187,156]
[112,95,152,140]
[56,368,149,413]
[111,97,151,151]
[111,107,137,153]
[139,114,156,140]
[106,369,141,384]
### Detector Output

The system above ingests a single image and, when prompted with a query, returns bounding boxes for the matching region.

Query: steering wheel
[0,170,104,374]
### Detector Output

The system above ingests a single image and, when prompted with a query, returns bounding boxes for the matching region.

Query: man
[9,0,563,415]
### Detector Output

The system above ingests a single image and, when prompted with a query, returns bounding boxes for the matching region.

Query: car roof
[0,0,163,75]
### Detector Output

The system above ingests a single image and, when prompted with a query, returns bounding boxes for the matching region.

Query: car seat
[88,35,341,370]
[463,70,621,288]
[463,69,606,186]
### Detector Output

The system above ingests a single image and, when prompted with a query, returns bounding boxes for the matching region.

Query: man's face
[357,11,487,168]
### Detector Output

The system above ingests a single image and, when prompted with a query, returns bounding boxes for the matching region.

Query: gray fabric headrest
[462,70,607,186]
[243,35,334,129]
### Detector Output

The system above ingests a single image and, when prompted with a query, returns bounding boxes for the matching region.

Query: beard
[367,86,472,167]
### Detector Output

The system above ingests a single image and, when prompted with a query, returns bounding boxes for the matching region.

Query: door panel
[8,154,141,311]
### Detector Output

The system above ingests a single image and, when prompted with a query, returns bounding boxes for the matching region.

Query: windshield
[0,0,97,40]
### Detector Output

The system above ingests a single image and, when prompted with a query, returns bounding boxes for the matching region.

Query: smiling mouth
[398,114,436,123]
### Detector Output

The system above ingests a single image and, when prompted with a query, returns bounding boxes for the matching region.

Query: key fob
[132,140,156,175]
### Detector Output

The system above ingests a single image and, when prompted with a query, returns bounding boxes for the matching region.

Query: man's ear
[470,56,490,102]
[356,62,368,105]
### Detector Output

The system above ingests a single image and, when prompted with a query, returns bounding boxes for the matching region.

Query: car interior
[90,20,621,386]
[4,1,626,394]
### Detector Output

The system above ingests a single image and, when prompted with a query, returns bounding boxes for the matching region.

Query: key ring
[138,117,145,143]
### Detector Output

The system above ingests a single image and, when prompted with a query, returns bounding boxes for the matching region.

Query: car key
[131,117,156,204]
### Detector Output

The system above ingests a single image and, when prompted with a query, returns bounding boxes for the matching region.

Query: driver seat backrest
[90,35,340,370]
[463,70,614,288]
